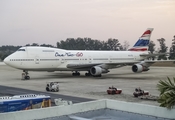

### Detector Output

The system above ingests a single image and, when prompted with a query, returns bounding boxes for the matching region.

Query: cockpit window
[17,49,25,51]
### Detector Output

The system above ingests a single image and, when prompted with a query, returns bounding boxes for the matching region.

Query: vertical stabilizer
[128,28,154,51]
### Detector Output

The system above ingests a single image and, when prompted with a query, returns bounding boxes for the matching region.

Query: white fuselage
[4,47,148,71]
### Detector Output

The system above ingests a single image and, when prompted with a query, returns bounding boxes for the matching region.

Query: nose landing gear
[21,70,30,80]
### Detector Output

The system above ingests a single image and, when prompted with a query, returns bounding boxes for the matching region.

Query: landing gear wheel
[72,73,75,76]
[56,89,59,92]
[85,71,91,76]
[51,89,54,92]
[72,71,80,76]
[112,90,116,95]
[25,76,30,80]
[46,87,49,91]
[85,73,91,76]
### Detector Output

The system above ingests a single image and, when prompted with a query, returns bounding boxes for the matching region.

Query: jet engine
[132,64,149,73]
[90,66,109,76]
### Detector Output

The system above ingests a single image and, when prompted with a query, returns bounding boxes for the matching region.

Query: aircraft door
[109,56,112,63]
[88,56,92,63]
[35,56,40,64]
[133,54,138,60]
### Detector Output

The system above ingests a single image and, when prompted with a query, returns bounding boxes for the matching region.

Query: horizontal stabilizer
[140,53,169,57]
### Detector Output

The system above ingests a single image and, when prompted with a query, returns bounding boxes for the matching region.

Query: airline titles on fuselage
[55,52,83,57]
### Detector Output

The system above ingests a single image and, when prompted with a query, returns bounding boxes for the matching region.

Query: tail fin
[128,28,154,51]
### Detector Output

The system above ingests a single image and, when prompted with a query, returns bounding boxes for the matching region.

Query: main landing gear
[21,70,30,80]
[72,71,80,76]
[73,71,102,77]
[85,71,91,76]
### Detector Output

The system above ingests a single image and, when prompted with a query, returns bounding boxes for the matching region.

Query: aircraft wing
[67,60,175,70]
[67,63,102,69]
[67,61,140,69]
[144,60,175,63]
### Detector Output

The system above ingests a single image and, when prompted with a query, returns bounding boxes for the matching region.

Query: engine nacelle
[132,64,149,73]
[90,66,109,76]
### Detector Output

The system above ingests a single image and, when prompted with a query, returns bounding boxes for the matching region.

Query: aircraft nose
[3,57,10,65]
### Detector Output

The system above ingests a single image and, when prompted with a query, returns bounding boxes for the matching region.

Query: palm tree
[157,77,175,109]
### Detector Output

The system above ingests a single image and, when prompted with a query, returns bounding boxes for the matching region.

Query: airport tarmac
[0,62,175,106]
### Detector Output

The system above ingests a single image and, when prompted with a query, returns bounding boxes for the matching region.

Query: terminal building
[0,99,174,120]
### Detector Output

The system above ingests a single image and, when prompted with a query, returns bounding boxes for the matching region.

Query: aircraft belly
[15,61,59,70]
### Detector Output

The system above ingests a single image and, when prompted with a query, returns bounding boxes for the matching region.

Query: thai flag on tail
[128,28,154,51]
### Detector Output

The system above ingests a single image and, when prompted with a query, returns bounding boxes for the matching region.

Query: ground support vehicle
[133,88,149,97]
[46,82,59,92]
[133,88,158,101]
[107,86,122,95]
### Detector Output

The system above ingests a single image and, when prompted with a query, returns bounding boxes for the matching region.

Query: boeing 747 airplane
[4,28,158,79]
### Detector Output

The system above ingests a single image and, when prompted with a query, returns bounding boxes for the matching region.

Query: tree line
[0,36,175,61]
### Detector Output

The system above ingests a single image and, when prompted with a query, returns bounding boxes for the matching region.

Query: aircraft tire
[46,87,49,91]
[51,89,54,92]
[25,76,30,80]
[72,73,80,76]
[112,90,116,95]
[85,73,91,76]
[72,73,75,76]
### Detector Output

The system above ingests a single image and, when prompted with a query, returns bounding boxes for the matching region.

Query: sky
[0,0,175,49]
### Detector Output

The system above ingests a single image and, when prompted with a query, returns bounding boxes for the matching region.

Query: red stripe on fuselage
[128,48,148,51]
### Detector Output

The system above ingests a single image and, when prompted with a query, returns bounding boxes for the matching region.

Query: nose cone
[3,57,10,65]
